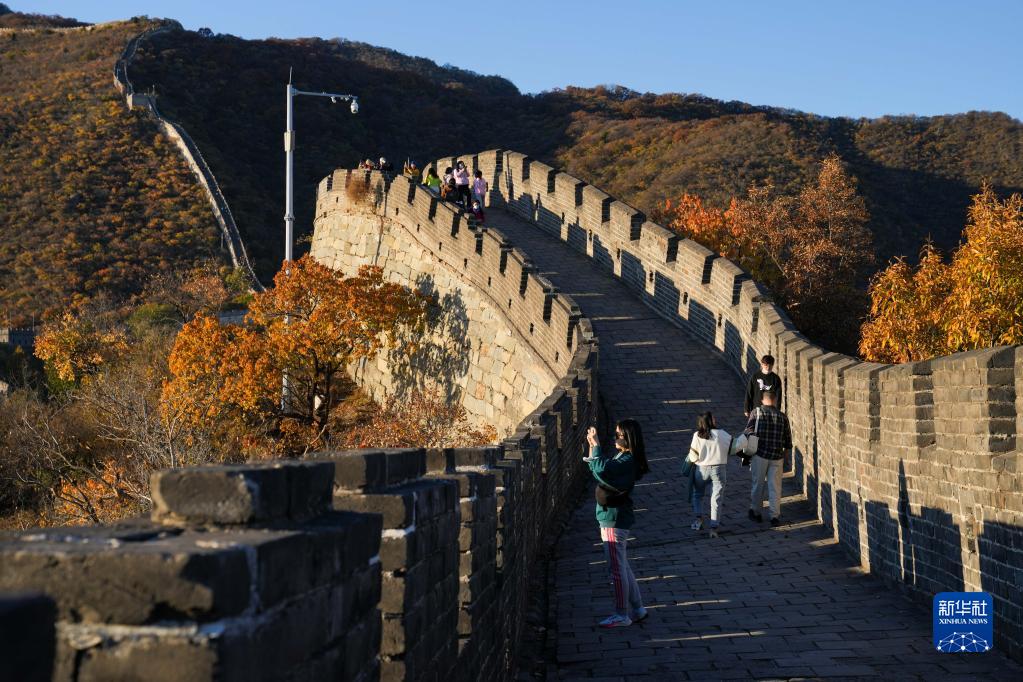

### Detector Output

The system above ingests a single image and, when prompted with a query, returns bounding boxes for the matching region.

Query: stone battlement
[0,159,600,680]
[428,149,1023,657]
[312,170,591,434]
[2,146,1021,679]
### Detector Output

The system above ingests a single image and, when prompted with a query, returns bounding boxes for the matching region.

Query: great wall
[2,143,1021,679]
[111,21,264,291]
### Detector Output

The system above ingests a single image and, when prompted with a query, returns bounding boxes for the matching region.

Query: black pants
[457,184,471,207]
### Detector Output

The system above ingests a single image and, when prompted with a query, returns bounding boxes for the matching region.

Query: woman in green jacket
[586,419,650,628]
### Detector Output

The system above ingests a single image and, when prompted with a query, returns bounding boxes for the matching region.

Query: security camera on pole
[282,68,359,409]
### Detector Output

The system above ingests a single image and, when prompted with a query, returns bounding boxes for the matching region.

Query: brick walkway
[487,211,1023,680]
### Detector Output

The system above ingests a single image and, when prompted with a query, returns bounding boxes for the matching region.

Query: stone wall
[0,462,382,681]
[113,23,263,291]
[0,158,601,680]
[444,148,1023,658]
[0,409,599,681]
[312,178,559,434]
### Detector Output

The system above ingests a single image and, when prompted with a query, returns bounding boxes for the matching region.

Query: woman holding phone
[585,419,650,628]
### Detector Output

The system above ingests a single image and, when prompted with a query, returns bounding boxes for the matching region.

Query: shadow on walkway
[483,209,1023,680]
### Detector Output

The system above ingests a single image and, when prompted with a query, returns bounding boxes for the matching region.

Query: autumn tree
[142,263,238,322]
[860,187,1023,362]
[663,154,875,353]
[859,244,952,363]
[34,309,128,385]
[163,256,429,454]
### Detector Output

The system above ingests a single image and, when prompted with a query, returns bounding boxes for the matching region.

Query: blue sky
[21,1,1023,119]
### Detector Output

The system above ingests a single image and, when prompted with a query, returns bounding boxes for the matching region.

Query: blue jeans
[692,464,727,527]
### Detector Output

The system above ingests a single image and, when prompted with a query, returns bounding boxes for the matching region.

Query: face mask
[615,437,628,451]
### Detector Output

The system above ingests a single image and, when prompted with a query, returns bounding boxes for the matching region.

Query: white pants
[750,455,783,519]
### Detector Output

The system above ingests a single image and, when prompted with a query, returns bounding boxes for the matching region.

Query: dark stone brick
[384,449,426,485]
[280,460,334,521]
[151,464,289,525]
[0,534,251,624]
[313,450,387,491]
[0,592,55,682]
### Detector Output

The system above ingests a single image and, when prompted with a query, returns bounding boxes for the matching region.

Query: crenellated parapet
[0,160,602,681]
[312,169,594,436]
[421,149,1023,658]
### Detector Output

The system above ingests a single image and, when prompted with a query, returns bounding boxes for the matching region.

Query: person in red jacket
[470,199,485,223]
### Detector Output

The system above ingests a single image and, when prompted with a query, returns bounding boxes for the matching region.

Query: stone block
[150,461,334,525]
[317,450,388,491]
[0,532,251,625]
[69,633,219,682]
[0,592,55,682]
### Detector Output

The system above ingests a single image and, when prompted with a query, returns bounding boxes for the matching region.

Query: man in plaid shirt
[744,390,792,526]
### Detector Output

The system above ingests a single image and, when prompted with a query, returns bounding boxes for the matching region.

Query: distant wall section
[312,172,578,436]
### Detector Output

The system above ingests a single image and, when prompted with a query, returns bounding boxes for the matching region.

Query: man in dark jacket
[745,354,783,416]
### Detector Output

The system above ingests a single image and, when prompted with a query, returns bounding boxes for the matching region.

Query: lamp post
[284,75,359,264]
[282,73,359,410]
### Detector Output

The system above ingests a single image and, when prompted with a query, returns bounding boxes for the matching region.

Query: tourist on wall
[453,160,471,207]
[686,411,734,537]
[472,169,489,207]
[442,175,458,202]
[378,157,393,172]
[359,158,376,170]
[585,420,649,628]
[423,166,442,195]
[744,390,792,526]
[403,159,421,183]
[745,354,783,416]
[470,199,485,223]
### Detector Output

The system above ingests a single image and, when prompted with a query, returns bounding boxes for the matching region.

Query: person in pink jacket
[472,170,489,208]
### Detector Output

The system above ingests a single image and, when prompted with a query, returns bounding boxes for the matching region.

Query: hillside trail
[485,210,1022,680]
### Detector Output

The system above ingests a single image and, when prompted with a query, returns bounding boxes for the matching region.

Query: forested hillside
[0,17,221,326]
[0,3,86,28]
[2,12,1022,321]
[129,28,1023,279]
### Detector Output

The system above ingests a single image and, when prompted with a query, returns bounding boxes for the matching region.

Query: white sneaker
[599,614,632,628]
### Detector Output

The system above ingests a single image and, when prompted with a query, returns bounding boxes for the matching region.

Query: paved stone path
[487,211,1023,681]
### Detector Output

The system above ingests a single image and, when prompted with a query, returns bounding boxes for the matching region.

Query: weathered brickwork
[0,462,383,682]
[0,155,600,680]
[4,146,1020,678]
[311,191,557,435]
[434,148,1022,659]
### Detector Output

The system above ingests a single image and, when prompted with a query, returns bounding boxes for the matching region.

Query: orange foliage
[34,310,129,383]
[663,154,875,353]
[859,244,952,363]
[162,255,429,454]
[860,187,1023,362]
[332,388,497,449]
[51,460,138,526]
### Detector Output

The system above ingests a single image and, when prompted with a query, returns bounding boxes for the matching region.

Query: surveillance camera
[350,100,359,114]
[331,96,338,104]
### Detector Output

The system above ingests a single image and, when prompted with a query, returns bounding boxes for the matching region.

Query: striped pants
[600,527,644,616]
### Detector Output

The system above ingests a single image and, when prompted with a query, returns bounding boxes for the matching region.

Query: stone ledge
[151,461,334,526]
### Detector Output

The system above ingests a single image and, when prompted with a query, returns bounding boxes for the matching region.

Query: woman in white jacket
[687,411,736,537]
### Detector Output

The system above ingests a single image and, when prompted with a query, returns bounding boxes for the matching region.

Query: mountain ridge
[2,9,1022,324]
